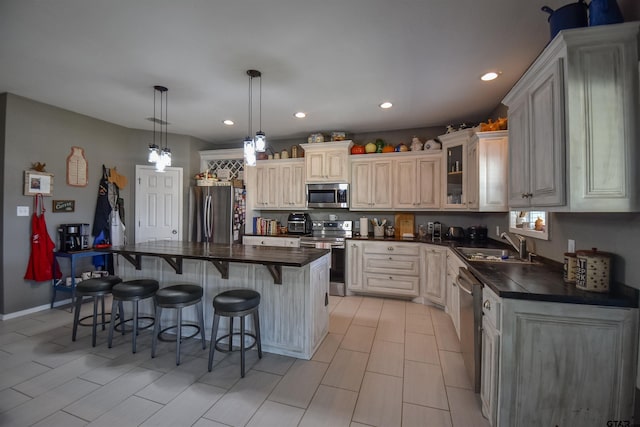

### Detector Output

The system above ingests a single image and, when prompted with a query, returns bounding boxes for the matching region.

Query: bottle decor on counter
[575,248,612,292]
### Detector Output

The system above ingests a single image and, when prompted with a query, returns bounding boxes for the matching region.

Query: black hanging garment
[92,165,112,244]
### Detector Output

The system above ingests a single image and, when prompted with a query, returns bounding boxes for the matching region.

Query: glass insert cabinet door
[445,144,465,206]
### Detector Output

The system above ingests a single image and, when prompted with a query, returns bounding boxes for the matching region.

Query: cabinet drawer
[364,273,420,297]
[482,287,501,331]
[363,242,420,256]
[243,236,295,247]
[363,255,420,275]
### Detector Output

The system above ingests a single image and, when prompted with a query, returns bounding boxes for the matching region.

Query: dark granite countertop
[107,240,329,267]
[347,236,638,308]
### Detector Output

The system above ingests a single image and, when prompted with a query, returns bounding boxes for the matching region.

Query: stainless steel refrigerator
[189,183,245,244]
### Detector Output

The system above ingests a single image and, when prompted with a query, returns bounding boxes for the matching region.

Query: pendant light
[243,69,265,166]
[147,85,171,172]
[254,71,266,153]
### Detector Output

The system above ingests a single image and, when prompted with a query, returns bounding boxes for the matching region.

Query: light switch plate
[17,206,29,217]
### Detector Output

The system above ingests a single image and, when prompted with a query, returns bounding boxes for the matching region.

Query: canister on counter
[563,252,577,283]
[291,145,298,158]
[575,248,612,293]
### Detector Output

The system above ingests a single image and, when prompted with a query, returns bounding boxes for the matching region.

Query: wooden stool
[151,284,206,365]
[72,276,122,347]
[208,289,262,377]
[107,279,159,353]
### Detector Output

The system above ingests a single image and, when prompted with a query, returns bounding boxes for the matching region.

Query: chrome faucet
[500,232,527,260]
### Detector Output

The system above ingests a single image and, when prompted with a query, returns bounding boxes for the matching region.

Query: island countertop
[106,240,330,284]
[108,240,329,266]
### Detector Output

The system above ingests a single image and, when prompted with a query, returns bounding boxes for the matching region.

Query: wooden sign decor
[53,200,75,212]
[66,146,88,187]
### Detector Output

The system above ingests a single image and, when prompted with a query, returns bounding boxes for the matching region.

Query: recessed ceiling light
[294,112,306,118]
[223,119,234,125]
[481,72,499,81]
[379,102,393,109]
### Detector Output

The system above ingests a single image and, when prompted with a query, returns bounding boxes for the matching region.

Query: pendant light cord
[258,76,262,132]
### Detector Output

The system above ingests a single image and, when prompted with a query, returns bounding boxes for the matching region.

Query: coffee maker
[58,223,90,252]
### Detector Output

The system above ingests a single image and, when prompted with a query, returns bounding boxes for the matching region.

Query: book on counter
[253,217,278,236]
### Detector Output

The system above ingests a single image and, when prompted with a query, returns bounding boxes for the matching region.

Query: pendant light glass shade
[148,144,160,163]
[255,131,266,153]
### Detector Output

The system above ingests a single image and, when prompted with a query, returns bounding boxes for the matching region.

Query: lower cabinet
[347,241,420,297]
[445,253,465,339]
[422,246,447,306]
[242,236,300,247]
[482,288,638,426]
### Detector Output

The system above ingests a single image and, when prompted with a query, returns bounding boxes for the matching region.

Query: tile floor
[0,295,489,427]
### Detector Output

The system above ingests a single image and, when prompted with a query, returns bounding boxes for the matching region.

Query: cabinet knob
[483,299,491,310]
[388,257,393,260]
[387,247,394,251]
[521,193,527,198]
[527,193,533,198]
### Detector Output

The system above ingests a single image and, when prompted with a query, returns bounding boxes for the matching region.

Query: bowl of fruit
[194,171,218,186]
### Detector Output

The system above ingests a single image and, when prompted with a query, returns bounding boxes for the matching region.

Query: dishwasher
[458,267,483,393]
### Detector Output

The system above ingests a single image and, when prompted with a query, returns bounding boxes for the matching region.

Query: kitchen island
[108,241,331,359]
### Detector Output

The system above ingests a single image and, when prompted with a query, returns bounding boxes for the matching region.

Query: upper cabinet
[393,154,441,210]
[503,22,640,212]
[246,158,306,210]
[351,158,393,210]
[300,141,353,183]
[469,131,509,212]
[439,130,508,212]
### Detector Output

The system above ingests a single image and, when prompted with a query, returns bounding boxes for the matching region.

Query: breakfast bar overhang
[107,241,331,360]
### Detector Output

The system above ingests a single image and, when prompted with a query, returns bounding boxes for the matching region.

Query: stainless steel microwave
[307,183,349,208]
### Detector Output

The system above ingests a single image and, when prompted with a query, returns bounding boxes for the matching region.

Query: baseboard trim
[0,298,72,321]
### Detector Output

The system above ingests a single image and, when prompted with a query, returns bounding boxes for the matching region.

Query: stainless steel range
[300,220,352,296]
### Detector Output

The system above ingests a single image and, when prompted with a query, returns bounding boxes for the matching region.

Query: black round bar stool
[208,289,262,378]
[72,276,122,347]
[107,279,159,353]
[151,284,206,365]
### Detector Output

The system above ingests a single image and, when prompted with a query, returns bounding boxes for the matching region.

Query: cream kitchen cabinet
[250,159,305,210]
[482,288,637,426]
[421,245,447,306]
[393,154,441,210]
[346,240,364,292]
[503,22,640,212]
[467,131,509,211]
[480,287,500,426]
[242,235,300,247]
[350,158,393,210]
[300,141,353,183]
[439,130,469,210]
[349,241,421,297]
[280,161,306,208]
[445,250,466,339]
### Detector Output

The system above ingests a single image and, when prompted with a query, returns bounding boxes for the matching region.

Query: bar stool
[208,289,262,378]
[151,284,206,365]
[107,279,159,353]
[72,276,123,347]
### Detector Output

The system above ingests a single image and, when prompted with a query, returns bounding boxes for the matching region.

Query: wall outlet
[568,239,576,253]
[496,226,500,236]
[17,206,29,217]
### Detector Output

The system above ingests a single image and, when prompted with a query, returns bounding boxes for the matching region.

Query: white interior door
[135,165,183,243]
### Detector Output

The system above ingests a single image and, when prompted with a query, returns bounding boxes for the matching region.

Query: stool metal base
[214,332,258,353]
[156,324,201,342]
[151,300,206,366]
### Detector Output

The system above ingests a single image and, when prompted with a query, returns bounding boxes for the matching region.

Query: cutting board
[395,213,415,238]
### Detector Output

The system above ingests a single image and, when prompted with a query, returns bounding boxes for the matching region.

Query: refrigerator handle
[205,194,212,240]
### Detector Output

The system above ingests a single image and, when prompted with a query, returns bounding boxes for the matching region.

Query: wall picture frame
[24,170,54,196]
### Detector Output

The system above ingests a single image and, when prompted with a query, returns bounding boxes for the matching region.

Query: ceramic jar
[575,248,612,293]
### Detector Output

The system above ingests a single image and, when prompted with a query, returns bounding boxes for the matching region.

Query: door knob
[172,230,177,234]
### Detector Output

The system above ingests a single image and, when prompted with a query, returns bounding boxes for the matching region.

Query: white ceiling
[1,0,637,145]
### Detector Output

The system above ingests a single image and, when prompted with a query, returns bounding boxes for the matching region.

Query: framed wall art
[24,170,54,196]
[52,199,75,212]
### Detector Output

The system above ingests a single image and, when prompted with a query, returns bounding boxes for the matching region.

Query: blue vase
[589,0,624,26]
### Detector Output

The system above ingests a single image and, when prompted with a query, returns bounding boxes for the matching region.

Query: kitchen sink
[457,247,540,264]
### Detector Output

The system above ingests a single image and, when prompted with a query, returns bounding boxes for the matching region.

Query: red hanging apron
[24,194,61,281]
